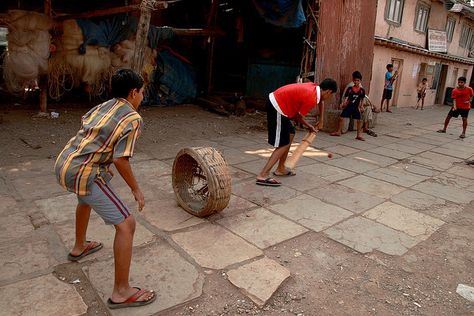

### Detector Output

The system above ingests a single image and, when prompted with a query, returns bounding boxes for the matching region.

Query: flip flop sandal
[355,136,365,141]
[256,178,281,187]
[437,129,446,133]
[67,241,103,261]
[460,134,466,139]
[107,287,156,309]
[272,170,296,177]
[366,130,377,137]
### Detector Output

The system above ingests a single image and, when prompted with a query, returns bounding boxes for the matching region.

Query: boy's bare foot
[437,129,446,133]
[386,109,392,113]
[108,287,156,309]
[460,134,466,139]
[355,136,365,141]
[330,132,341,136]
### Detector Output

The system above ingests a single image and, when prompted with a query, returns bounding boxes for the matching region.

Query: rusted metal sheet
[316,0,377,106]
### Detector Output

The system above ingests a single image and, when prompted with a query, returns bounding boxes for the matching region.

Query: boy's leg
[421,97,424,110]
[330,117,344,136]
[355,119,364,140]
[439,113,452,132]
[461,117,468,137]
[275,133,295,174]
[70,203,100,256]
[257,144,291,180]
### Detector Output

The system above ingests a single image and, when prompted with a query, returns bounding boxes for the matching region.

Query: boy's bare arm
[294,113,318,133]
[113,157,145,211]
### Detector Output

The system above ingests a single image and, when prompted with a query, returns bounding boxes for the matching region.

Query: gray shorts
[77,179,131,225]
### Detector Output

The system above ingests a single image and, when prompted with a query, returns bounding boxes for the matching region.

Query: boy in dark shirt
[330,71,366,141]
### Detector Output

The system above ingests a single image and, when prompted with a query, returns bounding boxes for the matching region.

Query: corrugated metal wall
[316,0,377,105]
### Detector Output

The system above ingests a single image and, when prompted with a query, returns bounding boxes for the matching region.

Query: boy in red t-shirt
[438,76,474,138]
[256,78,338,187]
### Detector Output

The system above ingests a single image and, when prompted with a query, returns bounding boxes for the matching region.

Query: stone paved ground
[0,105,474,315]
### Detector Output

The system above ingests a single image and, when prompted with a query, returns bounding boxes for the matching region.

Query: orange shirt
[270,82,321,118]
[452,87,474,109]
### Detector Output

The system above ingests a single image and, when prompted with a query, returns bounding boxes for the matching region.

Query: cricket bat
[284,131,318,170]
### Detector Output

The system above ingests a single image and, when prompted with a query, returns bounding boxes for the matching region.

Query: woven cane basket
[172,147,231,217]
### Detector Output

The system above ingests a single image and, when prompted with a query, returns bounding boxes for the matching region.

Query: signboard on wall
[428,29,448,53]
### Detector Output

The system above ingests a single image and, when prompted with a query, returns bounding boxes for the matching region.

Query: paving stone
[391,162,439,177]
[233,159,265,175]
[218,194,259,217]
[0,237,59,282]
[172,224,262,269]
[446,165,474,179]
[410,151,461,171]
[398,139,437,151]
[217,208,307,249]
[384,143,426,155]
[35,194,85,223]
[324,217,419,256]
[269,194,352,232]
[0,178,10,196]
[323,145,360,156]
[0,274,87,316]
[341,139,378,151]
[0,195,18,215]
[418,204,464,221]
[143,139,222,160]
[367,146,413,160]
[297,163,355,182]
[365,166,428,187]
[399,128,431,137]
[54,216,154,261]
[85,241,203,315]
[416,136,448,146]
[220,147,261,165]
[232,180,300,207]
[433,173,474,192]
[338,175,405,199]
[212,136,260,148]
[280,172,331,192]
[131,159,172,178]
[141,198,204,232]
[307,183,384,214]
[347,151,399,167]
[0,211,34,243]
[391,190,446,210]
[228,166,254,185]
[325,156,378,173]
[431,147,472,159]
[227,257,290,307]
[0,159,55,178]
[11,173,66,200]
[385,132,414,140]
[412,181,474,204]
[363,202,444,240]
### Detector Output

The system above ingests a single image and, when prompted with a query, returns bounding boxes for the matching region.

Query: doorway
[391,58,403,107]
[435,64,449,104]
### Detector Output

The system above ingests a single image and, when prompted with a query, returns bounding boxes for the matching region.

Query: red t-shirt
[452,87,474,109]
[271,82,320,118]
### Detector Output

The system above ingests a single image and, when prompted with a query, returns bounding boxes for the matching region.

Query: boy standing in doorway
[416,78,428,110]
[437,76,474,138]
[380,64,398,113]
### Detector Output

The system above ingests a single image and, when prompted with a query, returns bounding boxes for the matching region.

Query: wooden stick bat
[284,131,318,170]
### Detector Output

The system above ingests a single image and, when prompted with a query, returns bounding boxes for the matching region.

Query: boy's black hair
[458,76,467,83]
[422,78,427,81]
[319,78,338,93]
[111,69,144,98]
[352,71,362,80]
[386,64,393,70]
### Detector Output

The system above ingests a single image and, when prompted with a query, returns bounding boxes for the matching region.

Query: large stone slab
[446,165,474,179]
[85,241,203,315]
[325,156,378,173]
[0,274,87,316]
[218,194,260,217]
[324,217,419,256]
[219,147,261,165]
[392,162,439,177]
[217,208,307,249]
[34,193,80,223]
[0,211,34,243]
[383,143,426,155]
[431,147,472,159]
[0,195,18,215]
[141,198,204,232]
[0,237,59,282]
[412,181,474,204]
[323,145,360,156]
[307,183,384,214]
[367,147,413,160]
[391,190,446,210]
[212,136,260,148]
[365,165,428,187]
[268,194,352,232]
[130,159,172,178]
[0,159,55,178]
[232,180,300,207]
[432,173,474,192]
[54,216,154,261]
[338,175,405,199]
[279,172,331,192]
[363,202,444,240]
[11,173,66,200]
[172,224,262,269]
[410,152,461,171]
[227,257,290,307]
[297,163,355,182]
[398,139,437,151]
[347,151,399,167]
[228,166,254,185]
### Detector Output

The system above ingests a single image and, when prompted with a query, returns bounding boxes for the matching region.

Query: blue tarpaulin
[252,0,306,28]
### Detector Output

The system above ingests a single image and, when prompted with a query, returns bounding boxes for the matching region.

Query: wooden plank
[131,1,153,74]
[39,0,52,113]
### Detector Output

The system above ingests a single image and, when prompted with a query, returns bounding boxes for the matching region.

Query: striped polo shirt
[55,98,143,196]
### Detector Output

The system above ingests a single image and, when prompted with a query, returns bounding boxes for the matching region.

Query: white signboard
[428,29,447,53]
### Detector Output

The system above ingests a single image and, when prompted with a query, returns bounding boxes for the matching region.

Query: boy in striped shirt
[55,69,155,309]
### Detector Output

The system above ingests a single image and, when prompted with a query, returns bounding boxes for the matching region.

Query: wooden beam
[172,28,225,37]
[39,0,52,113]
[131,1,153,74]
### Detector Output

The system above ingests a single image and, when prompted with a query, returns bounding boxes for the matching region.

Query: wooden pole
[39,0,52,113]
[131,0,156,74]
[205,0,218,94]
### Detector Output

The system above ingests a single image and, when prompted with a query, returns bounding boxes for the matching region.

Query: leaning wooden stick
[284,131,318,170]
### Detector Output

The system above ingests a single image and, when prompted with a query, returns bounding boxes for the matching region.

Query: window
[385,0,404,24]
[463,69,468,79]
[460,24,473,48]
[446,17,456,42]
[452,67,459,86]
[414,3,430,33]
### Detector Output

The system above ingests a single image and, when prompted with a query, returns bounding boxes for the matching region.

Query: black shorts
[417,93,425,100]
[266,100,295,148]
[382,89,393,100]
[448,108,470,118]
[341,105,361,120]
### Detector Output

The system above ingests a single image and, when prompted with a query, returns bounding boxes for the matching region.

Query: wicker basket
[172,147,231,217]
